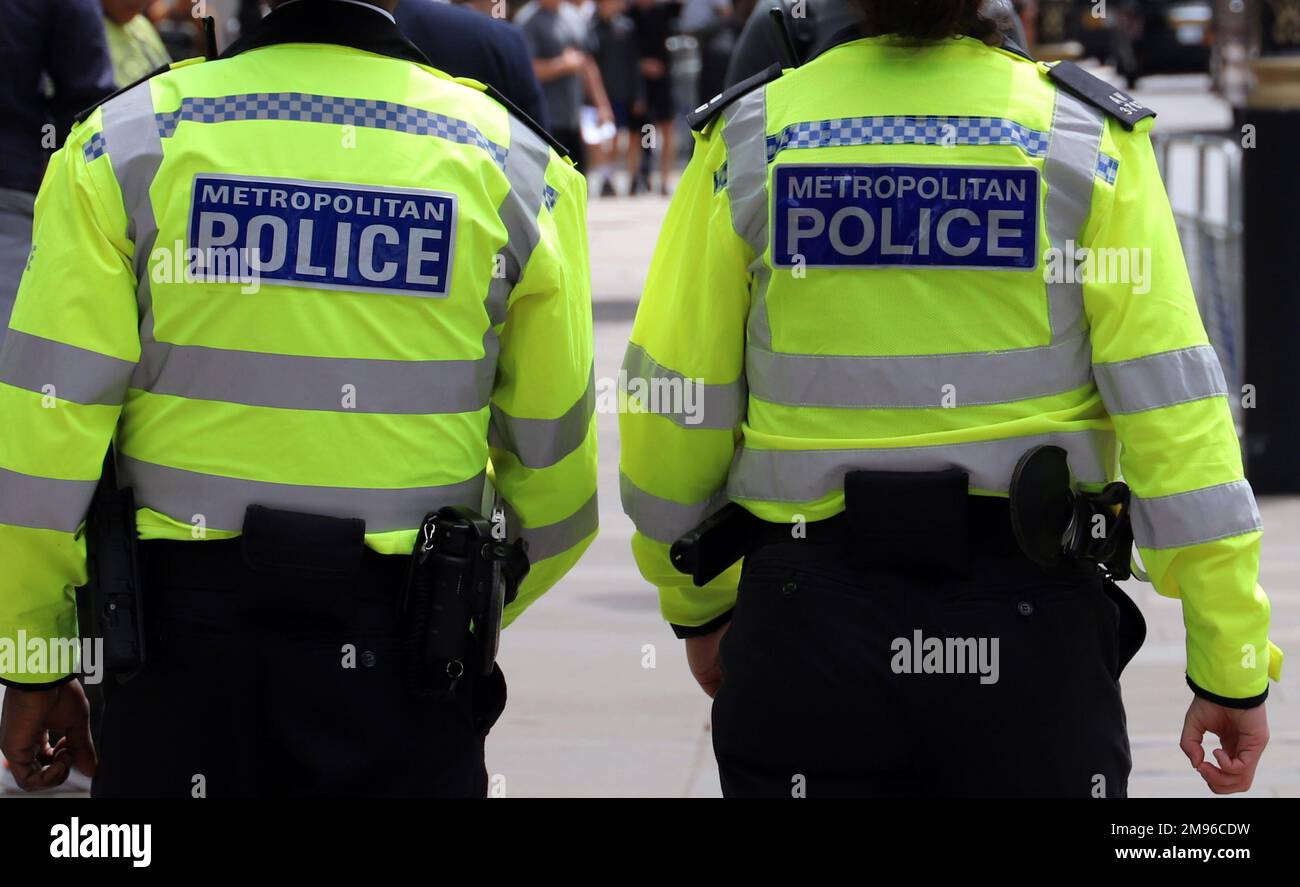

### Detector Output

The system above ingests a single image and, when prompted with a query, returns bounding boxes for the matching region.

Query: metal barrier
[1152,131,1245,432]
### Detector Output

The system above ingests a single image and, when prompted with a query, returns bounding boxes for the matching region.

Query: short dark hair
[850,0,1001,45]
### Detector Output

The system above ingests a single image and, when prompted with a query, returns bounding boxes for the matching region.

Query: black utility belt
[745,493,1023,559]
[671,446,1135,586]
[86,501,530,697]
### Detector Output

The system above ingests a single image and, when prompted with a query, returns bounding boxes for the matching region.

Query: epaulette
[1046,61,1156,130]
[73,57,207,127]
[480,82,572,159]
[686,62,784,133]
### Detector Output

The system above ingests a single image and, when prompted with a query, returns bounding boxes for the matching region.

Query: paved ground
[3,73,1294,799]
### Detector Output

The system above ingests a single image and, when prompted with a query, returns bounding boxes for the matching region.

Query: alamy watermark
[1043,239,1152,295]
[891,630,1000,685]
[0,632,103,685]
[149,239,263,294]
[597,370,705,425]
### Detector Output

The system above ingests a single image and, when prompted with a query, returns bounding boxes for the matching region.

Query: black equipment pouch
[670,502,760,587]
[240,504,365,579]
[1009,445,1134,579]
[85,448,145,674]
[843,468,973,578]
[401,507,529,697]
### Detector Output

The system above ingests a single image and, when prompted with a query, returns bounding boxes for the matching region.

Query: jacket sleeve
[492,152,598,626]
[0,114,138,686]
[620,126,750,636]
[1082,120,1280,704]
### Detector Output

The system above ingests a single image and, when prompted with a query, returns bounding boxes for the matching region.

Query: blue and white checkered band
[761,116,1119,184]
[147,93,510,169]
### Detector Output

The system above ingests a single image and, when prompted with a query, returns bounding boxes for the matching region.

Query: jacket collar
[811,25,1035,65]
[221,0,431,66]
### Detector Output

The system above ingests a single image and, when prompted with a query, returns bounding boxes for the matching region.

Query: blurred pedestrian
[518,0,612,167]
[0,0,115,343]
[101,1,172,86]
[689,0,749,112]
[589,0,641,195]
[627,0,681,194]
[396,0,550,128]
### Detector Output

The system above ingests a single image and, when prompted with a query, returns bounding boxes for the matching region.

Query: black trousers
[712,541,1138,798]
[91,540,506,798]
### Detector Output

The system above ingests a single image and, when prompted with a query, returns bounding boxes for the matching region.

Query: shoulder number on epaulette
[1046,60,1156,130]
[687,62,784,133]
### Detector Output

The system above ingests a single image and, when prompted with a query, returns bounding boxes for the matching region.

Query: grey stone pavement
[2,72,1295,799]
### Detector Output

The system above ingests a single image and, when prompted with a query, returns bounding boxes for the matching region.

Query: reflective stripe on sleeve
[620,471,729,545]
[0,467,98,533]
[0,331,136,406]
[490,367,595,468]
[621,343,746,430]
[509,491,599,561]
[1131,479,1261,550]
[1093,344,1228,414]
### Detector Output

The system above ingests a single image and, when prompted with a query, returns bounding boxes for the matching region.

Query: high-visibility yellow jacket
[620,35,1280,703]
[0,8,597,685]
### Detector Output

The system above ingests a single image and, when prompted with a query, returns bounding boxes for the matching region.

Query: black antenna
[769,7,802,68]
[202,15,218,60]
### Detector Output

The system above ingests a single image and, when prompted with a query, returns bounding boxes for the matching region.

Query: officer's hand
[1179,696,1268,794]
[684,623,729,698]
[0,681,97,791]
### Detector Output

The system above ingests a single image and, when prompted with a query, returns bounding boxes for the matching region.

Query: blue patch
[772,164,1039,271]
[188,174,456,297]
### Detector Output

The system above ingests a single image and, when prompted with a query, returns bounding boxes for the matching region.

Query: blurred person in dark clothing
[396,0,550,129]
[627,0,681,194]
[518,0,613,168]
[590,0,642,195]
[690,0,750,113]
[0,0,115,341]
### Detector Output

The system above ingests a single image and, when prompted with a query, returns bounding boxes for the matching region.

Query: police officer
[0,0,598,796]
[621,0,1279,796]
[723,0,1025,88]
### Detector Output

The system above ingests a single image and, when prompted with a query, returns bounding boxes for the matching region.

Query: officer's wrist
[0,673,77,692]
[1185,675,1268,710]
[671,610,733,639]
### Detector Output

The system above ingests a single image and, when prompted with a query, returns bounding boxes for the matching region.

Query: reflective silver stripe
[0,467,97,533]
[102,82,162,287]
[722,86,775,353]
[119,455,485,533]
[621,342,746,430]
[100,81,164,360]
[0,330,135,406]
[490,367,595,467]
[512,492,599,561]
[747,334,1091,408]
[1043,89,1104,344]
[620,471,729,544]
[1131,479,1261,550]
[486,116,550,326]
[727,431,1114,503]
[131,341,494,414]
[1093,345,1228,415]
